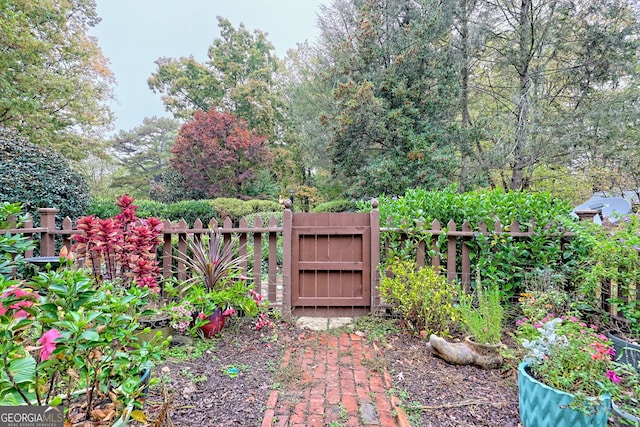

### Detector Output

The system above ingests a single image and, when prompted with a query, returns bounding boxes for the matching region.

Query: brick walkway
[261,331,398,427]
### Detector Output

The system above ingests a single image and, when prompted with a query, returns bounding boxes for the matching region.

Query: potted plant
[516,313,618,427]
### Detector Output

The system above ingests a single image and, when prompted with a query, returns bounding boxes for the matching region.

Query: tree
[0,0,114,159]
[170,109,271,198]
[148,17,283,140]
[470,0,640,190]
[109,116,181,198]
[280,42,340,200]
[317,0,461,197]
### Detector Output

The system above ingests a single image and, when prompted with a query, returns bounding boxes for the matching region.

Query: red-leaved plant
[72,195,163,290]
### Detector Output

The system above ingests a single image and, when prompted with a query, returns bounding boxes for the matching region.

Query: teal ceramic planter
[518,362,610,427]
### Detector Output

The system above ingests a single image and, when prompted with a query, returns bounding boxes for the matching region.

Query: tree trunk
[509,0,533,191]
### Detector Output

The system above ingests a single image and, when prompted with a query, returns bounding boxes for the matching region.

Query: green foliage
[0,130,91,224]
[0,0,113,159]
[244,199,281,214]
[319,0,461,197]
[178,231,249,293]
[518,314,616,413]
[0,276,167,415]
[90,196,167,220]
[242,211,284,277]
[89,197,121,219]
[379,258,459,335]
[374,187,572,229]
[149,167,206,203]
[312,200,358,213]
[209,198,254,223]
[164,200,215,226]
[88,197,278,227]
[243,211,283,227]
[458,274,504,344]
[0,231,167,418]
[149,17,283,139]
[0,203,35,278]
[611,358,640,420]
[134,199,166,219]
[370,187,576,299]
[518,289,570,326]
[575,213,640,336]
[109,116,181,198]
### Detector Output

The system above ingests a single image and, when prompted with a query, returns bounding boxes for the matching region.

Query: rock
[182,382,197,399]
[427,334,503,369]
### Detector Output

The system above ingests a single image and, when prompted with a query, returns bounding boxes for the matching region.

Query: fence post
[38,208,59,256]
[282,199,293,319]
[370,199,380,312]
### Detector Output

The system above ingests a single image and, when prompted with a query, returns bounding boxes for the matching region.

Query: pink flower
[0,287,35,319]
[606,370,621,384]
[38,329,62,361]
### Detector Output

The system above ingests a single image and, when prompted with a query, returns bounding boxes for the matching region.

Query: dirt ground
[139,316,521,427]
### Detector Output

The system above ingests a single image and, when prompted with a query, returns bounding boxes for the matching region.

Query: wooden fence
[5,207,606,317]
[6,208,284,309]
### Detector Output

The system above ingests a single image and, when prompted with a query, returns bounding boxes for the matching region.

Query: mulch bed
[138,317,521,426]
[379,332,521,427]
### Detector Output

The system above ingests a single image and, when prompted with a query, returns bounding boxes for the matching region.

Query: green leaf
[8,355,36,385]
[80,330,100,341]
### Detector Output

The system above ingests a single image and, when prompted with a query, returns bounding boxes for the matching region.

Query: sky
[91,1,328,134]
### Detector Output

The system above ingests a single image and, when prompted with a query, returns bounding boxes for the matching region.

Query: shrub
[313,200,358,213]
[379,258,459,335]
[72,195,163,290]
[371,186,572,228]
[149,168,206,203]
[0,203,35,278]
[163,200,215,226]
[89,197,121,218]
[0,129,90,224]
[244,199,281,213]
[135,199,166,219]
[209,198,253,223]
[365,187,577,299]
[243,211,283,227]
[574,212,640,332]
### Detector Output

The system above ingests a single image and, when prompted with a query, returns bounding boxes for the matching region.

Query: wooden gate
[283,210,380,317]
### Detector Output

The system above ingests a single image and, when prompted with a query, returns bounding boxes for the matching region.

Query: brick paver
[261,331,398,427]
